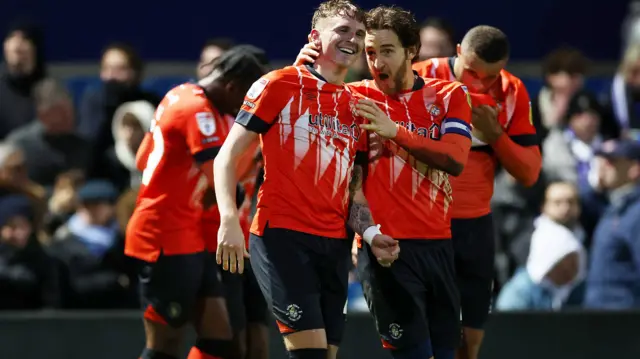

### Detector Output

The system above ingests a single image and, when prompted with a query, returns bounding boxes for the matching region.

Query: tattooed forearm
[406,149,463,176]
[348,202,374,236]
[349,165,364,197]
[348,165,374,235]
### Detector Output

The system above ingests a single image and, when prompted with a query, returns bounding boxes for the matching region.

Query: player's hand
[216,217,250,274]
[293,42,320,66]
[471,105,502,144]
[370,234,400,267]
[357,99,398,139]
[351,239,358,267]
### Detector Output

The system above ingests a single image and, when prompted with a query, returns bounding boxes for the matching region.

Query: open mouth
[338,47,356,55]
[378,73,390,81]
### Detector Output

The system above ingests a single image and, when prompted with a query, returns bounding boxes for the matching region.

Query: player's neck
[312,58,348,85]
[198,80,227,115]
[400,67,416,93]
[452,57,462,81]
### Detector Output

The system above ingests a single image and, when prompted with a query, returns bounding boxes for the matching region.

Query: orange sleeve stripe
[492,132,542,187]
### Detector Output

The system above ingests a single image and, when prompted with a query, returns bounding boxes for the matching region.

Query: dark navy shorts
[451,213,496,329]
[249,225,351,346]
[219,258,270,334]
[138,251,224,327]
[357,239,460,350]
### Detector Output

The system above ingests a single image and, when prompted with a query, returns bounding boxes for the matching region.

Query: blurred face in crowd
[101,48,136,84]
[419,26,453,60]
[37,94,75,134]
[543,182,580,228]
[310,14,366,69]
[456,45,506,93]
[3,31,36,76]
[546,71,583,97]
[0,149,28,185]
[596,155,640,190]
[569,110,600,144]
[197,45,226,80]
[365,29,416,95]
[1,215,33,249]
[623,58,640,93]
[119,113,145,153]
[80,201,115,227]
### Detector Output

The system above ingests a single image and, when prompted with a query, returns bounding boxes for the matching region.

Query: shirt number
[141,126,165,185]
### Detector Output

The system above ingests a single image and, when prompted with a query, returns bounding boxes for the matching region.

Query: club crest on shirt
[196,112,216,136]
[246,78,269,99]
[427,103,441,117]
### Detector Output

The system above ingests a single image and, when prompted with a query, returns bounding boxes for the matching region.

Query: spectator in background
[106,101,154,190]
[543,90,605,185]
[48,180,135,309]
[0,194,59,309]
[0,21,47,139]
[417,17,456,61]
[585,140,640,309]
[197,38,235,80]
[44,170,84,236]
[0,142,47,227]
[532,48,589,141]
[496,181,586,311]
[77,43,161,181]
[6,79,91,187]
[608,43,640,141]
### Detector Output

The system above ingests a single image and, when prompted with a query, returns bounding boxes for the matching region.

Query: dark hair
[311,0,366,30]
[33,78,70,107]
[461,25,509,63]
[542,47,588,76]
[366,6,421,60]
[212,45,268,89]
[102,42,144,80]
[202,37,235,52]
[419,17,455,44]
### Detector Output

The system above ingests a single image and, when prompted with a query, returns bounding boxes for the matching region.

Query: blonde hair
[620,43,640,76]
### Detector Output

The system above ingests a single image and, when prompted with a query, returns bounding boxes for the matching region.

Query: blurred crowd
[1,9,640,313]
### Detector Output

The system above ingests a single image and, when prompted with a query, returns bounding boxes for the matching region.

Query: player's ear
[406,46,418,62]
[309,30,321,47]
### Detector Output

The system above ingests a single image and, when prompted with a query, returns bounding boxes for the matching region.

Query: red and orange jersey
[349,77,472,239]
[236,65,366,239]
[125,83,231,262]
[413,57,538,218]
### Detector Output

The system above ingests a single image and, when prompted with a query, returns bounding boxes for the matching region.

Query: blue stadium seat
[142,76,192,97]
[585,78,612,97]
[65,76,101,105]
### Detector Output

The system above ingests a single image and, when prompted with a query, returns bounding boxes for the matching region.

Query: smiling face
[365,29,415,95]
[311,14,366,69]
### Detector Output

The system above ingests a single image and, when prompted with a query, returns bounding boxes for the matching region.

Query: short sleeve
[180,100,227,162]
[235,70,293,134]
[506,81,538,147]
[441,84,472,139]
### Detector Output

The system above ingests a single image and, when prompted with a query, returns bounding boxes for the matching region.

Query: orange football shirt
[236,65,366,239]
[349,77,472,239]
[125,84,231,262]
[413,57,537,218]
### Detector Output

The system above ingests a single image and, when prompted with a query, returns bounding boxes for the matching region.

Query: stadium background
[1,0,639,358]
